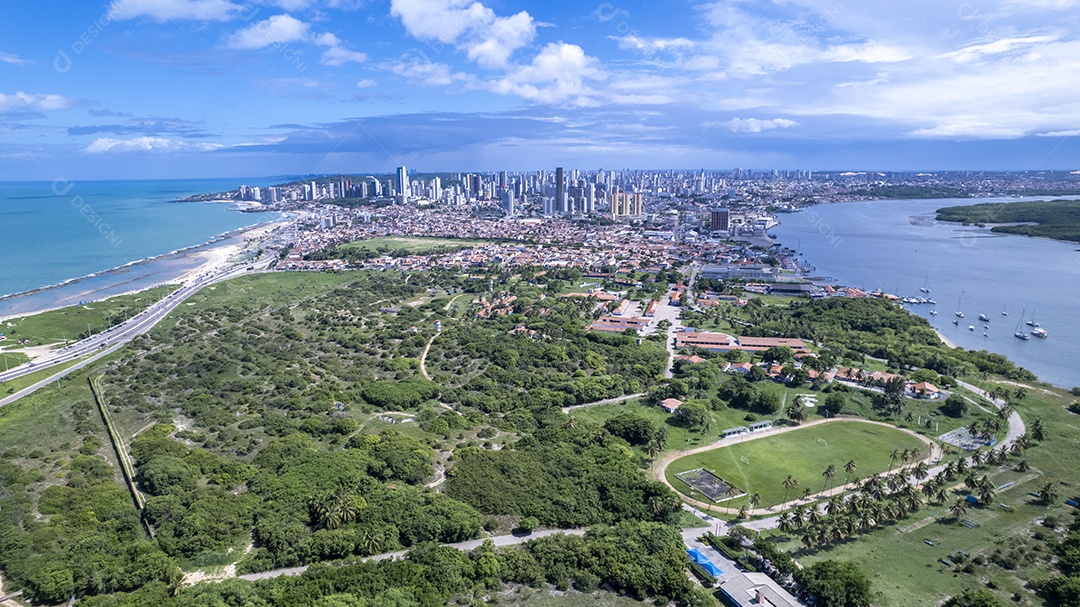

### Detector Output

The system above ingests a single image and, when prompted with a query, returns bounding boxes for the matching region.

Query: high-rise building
[710,208,730,234]
[555,167,564,215]
[500,190,515,216]
[396,166,409,199]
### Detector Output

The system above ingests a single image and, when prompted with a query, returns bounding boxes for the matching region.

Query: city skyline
[2,0,1079,180]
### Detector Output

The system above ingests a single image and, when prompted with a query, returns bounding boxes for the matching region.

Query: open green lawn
[765,377,1080,606]
[1,285,178,347]
[338,236,493,253]
[666,421,927,508]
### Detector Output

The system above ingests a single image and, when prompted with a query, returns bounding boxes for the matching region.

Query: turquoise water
[0,178,278,310]
[772,198,1080,389]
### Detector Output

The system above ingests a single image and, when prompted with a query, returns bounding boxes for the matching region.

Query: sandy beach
[0,221,288,324]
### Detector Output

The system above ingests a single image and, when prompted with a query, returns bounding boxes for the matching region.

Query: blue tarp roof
[687,549,723,576]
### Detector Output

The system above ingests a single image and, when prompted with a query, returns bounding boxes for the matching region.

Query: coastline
[0,219,288,323]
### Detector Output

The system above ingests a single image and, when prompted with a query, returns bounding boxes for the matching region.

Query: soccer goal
[818,438,829,447]
[740,456,751,465]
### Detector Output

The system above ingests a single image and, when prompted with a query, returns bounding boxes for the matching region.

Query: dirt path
[650,417,938,516]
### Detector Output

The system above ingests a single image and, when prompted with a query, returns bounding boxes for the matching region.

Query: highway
[0,261,270,407]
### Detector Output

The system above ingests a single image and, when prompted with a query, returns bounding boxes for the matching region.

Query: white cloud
[492,43,604,106]
[940,35,1060,63]
[0,52,32,65]
[321,46,367,65]
[0,92,75,113]
[227,14,310,50]
[84,137,223,153]
[613,35,696,53]
[108,0,243,21]
[390,0,536,68]
[390,59,472,87]
[1039,129,1080,137]
[821,42,912,63]
[356,79,377,88]
[721,118,798,133]
[315,33,367,65]
[908,123,1028,139]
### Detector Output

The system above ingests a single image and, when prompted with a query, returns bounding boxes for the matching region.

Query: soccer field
[665,421,928,508]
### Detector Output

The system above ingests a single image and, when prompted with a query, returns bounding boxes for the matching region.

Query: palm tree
[777,512,795,534]
[949,498,968,520]
[310,491,362,530]
[782,475,799,505]
[646,439,662,459]
[564,415,577,429]
[357,527,383,555]
[977,477,996,505]
[1012,433,1031,454]
[822,464,837,493]
[790,505,807,528]
[1038,481,1059,505]
[826,496,844,517]
[970,450,984,467]
[1031,417,1046,442]
[807,504,824,524]
[911,461,929,483]
[844,459,858,484]
[738,504,750,519]
[749,492,762,517]
[888,449,902,473]
[964,472,980,491]
[935,487,949,504]
[1015,387,1028,401]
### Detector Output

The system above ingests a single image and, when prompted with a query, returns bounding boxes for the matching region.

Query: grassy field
[1,285,178,347]
[665,421,927,508]
[769,377,1080,606]
[338,236,494,254]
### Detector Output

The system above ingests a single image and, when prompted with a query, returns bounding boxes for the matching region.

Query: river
[771,197,1080,389]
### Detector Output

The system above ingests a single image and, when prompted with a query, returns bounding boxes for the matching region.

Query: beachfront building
[674,331,808,353]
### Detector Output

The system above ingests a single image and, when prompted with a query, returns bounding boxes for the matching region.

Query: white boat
[982,332,989,337]
[968,325,975,331]
[1014,312,1030,340]
[978,314,990,321]
[930,310,938,315]
[955,292,964,318]
[1032,327,1048,339]
[1026,308,1039,327]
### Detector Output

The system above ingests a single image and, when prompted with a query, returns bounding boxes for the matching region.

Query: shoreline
[0,216,284,303]
[0,219,289,323]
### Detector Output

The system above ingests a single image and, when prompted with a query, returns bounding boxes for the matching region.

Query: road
[0,260,271,407]
[233,528,588,583]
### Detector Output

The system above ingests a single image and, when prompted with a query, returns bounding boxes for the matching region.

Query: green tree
[782,475,799,505]
[943,588,1006,607]
[796,560,873,607]
[822,464,837,493]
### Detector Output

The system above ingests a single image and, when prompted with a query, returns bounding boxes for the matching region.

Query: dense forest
[936,199,1080,243]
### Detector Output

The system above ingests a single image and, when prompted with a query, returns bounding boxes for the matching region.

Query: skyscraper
[396,166,409,199]
[555,167,564,215]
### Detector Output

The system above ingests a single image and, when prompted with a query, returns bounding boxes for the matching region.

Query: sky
[1,0,1079,179]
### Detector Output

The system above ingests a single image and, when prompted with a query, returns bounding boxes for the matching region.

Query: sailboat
[1025,308,1040,328]
[954,292,965,318]
[1014,311,1030,340]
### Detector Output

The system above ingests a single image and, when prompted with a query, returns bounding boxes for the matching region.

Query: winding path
[214,528,589,584]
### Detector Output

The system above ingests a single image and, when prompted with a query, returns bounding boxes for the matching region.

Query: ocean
[0,178,281,316]
[772,197,1080,389]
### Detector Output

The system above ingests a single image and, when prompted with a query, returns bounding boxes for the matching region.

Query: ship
[1032,327,1048,339]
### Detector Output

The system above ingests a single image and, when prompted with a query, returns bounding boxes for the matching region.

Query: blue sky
[1,0,1079,179]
